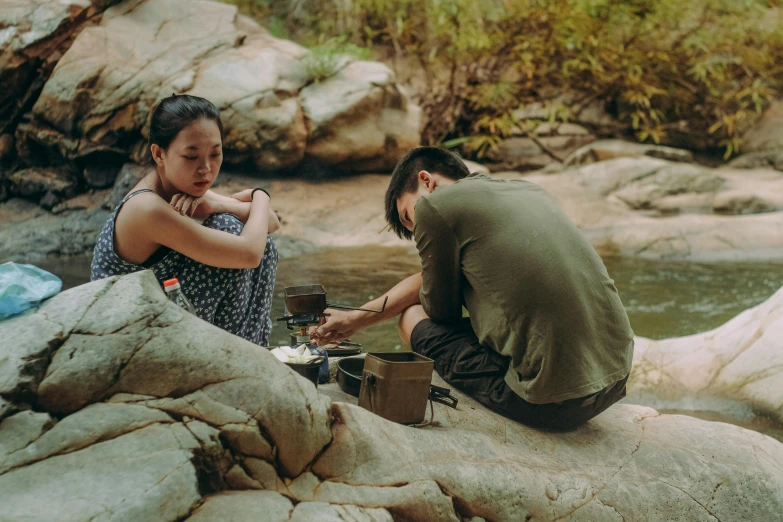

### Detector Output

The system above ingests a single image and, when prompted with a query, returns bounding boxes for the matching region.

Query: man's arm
[313,273,422,344]
[415,197,463,323]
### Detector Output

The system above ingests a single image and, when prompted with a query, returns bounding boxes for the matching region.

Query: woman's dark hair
[384,147,470,240]
[149,94,223,163]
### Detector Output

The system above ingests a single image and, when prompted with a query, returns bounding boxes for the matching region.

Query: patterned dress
[91,189,278,346]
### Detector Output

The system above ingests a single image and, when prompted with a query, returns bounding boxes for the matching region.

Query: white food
[270,345,322,365]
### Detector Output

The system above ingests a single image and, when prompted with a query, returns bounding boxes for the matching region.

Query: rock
[4,154,783,263]
[511,91,621,135]
[0,133,14,161]
[742,100,783,152]
[488,99,599,171]
[187,491,294,522]
[0,270,782,521]
[0,403,172,474]
[51,188,110,214]
[0,206,109,263]
[299,60,421,173]
[20,271,333,477]
[514,157,783,261]
[187,491,393,522]
[629,285,783,425]
[23,0,420,175]
[7,167,79,209]
[104,162,147,209]
[82,159,122,189]
[483,137,554,171]
[564,139,694,166]
[0,421,207,521]
[462,159,489,175]
[0,1,117,134]
[0,173,8,203]
[727,149,783,171]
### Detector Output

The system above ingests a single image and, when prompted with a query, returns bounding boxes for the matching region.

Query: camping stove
[277,284,387,346]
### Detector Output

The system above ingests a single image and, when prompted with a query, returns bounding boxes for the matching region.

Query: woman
[91,94,279,346]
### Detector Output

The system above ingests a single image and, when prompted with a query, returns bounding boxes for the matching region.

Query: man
[313,147,634,429]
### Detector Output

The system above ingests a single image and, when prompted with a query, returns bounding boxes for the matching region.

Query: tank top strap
[121,189,156,204]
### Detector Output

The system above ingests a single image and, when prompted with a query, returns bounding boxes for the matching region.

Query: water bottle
[163,278,197,314]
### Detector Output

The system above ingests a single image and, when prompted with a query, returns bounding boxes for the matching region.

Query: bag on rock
[0,262,62,320]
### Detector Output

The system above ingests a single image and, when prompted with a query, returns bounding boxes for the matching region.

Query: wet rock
[630,284,783,425]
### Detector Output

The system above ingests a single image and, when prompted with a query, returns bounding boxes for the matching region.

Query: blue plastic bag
[0,263,62,321]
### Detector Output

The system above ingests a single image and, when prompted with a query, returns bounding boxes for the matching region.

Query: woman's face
[153,118,223,197]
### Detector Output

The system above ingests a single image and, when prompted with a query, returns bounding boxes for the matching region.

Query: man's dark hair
[384,147,470,239]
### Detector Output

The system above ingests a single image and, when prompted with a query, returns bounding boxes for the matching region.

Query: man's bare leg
[397,304,430,349]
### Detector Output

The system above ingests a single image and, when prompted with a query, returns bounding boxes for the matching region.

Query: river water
[38,247,783,441]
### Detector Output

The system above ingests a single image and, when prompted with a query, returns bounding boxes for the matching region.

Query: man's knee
[397,305,429,349]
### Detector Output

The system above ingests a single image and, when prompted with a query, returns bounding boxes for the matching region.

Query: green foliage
[305,35,372,83]
[225,0,783,157]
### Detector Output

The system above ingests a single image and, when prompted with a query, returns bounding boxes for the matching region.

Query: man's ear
[418,170,435,192]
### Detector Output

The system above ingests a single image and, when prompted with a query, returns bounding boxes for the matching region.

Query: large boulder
[512,157,783,261]
[0,1,119,135]
[19,0,420,175]
[1,270,782,521]
[742,100,783,153]
[629,284,783,425]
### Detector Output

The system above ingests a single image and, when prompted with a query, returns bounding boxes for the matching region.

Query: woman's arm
[129,191,272,269]
[178,191,280,233]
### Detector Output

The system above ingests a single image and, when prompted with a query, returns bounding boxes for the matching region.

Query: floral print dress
[91,189,278,346]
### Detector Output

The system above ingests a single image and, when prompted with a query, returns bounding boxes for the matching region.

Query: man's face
[396,170,437,234]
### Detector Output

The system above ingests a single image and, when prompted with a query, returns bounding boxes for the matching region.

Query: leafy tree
[223,0,783,158]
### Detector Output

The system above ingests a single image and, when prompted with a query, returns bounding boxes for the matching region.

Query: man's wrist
[350,309,373,330]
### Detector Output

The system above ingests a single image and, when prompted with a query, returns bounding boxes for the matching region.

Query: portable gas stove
[277,284,388,346]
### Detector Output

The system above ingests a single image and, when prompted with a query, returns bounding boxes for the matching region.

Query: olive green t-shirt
[414,173,634,404]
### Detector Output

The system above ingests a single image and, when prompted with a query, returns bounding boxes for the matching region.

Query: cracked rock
[1,270,782,521]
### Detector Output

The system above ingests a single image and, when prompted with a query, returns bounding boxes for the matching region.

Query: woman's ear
[151,144,164,166]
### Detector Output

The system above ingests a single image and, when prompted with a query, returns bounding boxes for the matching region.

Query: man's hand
[311,309,364,346]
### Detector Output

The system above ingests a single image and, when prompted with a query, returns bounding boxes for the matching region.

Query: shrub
[225,0,783,158]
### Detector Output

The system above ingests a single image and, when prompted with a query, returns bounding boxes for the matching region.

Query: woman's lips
[194,180,209,188]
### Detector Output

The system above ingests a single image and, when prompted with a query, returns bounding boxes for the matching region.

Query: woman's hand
[170,191,221,219]
[231,188,255,203]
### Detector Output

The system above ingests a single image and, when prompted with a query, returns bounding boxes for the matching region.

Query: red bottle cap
[163,278,180,287]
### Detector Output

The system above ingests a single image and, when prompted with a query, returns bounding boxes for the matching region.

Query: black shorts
[410,318,628,430]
